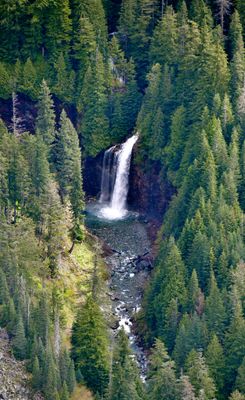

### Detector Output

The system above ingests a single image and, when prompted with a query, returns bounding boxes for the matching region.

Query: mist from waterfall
[98,134,138,220]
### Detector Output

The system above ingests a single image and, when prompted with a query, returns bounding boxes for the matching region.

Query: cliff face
[128,155,174,219]
[83,149,174,221]
[83,153,104,199]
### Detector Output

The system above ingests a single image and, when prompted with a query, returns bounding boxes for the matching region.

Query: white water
[99,134,138,220]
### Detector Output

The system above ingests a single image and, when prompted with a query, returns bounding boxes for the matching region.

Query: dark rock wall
[128,155,174,219]
[83,148,174,220]
[83,152,104,199]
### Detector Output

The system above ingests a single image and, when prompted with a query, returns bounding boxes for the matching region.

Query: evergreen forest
[0,0,244,399]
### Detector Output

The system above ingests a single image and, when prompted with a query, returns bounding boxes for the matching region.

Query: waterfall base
[98,205,128,220]
[87,201,137,221]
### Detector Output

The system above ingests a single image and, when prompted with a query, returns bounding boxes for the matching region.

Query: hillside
[0,0,245,400]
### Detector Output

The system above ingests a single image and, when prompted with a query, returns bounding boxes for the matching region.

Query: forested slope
[0,0,244,400]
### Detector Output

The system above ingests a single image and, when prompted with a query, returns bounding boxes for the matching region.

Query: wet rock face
[83,153,104,198]
[83,150,174,220]
[128,155,174,219]
[0,329,43,400]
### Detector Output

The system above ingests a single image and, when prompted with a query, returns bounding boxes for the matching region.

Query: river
[85,205,151,376]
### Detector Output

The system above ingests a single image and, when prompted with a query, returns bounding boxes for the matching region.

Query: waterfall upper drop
[99,134,138,220]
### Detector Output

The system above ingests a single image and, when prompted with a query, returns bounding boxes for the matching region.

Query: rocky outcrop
[128,154,174,219]
[0,329,43,400]
[83,147,174,222]
[83,153,104,198]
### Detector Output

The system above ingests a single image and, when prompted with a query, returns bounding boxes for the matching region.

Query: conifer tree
[229,11,245,114]
[12,310,27,360]
[185,350,216,400]
[206,334,225,394]
[36,80,56,147]
[179,374,197,400]
[147,339,180,400]
[0,62,13,99]
[163,298,179,352]
[72,15,96,84]
[215,0,232,31]
[54,109,83,218]
[108,328,144,400]
[236,1,245,40]
[41,181,66,275]
[165,106,186,185]
[187,269,203,315]
[32,356,41,390]
[224,305,245,389]
[71,297,109,395]
[236,356,245,394]
[60,382,69,400]
[79,53,110,156]
[137,63,166,161]
[21,58,38,99]
[67,359,76,394]
[43,0,72,60]
[205,272,226,338]
[240,141,245,210]
[118,0,138,56]
[150,6,178,68]
[150,237,187,338]
[0,269,10,305]
[6,298,17,336]
[34,294,50,346]
[189,0,213,28]
[43,344,59,400]
[54,53,75,103]
[229,391,245,400]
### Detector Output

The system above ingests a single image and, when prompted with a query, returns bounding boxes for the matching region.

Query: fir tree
[108,328,144,400]
[147,339,180,400]
[205,272,226,338]
[206,334,225,394]
[54,109,83,218]
[32,356,41,390]
[71,297,109,395]
[79,53,110,156]
[21,58,38,99]
[185,350,216,400]
[60,382,69,400]
[12,310,27,360]
[179,373,197,400]
[36,80,56,147]
[236,356,245,394]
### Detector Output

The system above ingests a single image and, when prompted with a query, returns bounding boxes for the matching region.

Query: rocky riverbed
[0,329,43,400]
[86,207,152,375]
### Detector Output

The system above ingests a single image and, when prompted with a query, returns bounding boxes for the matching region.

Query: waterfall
[99,134,138,219]
[99,146,116,203]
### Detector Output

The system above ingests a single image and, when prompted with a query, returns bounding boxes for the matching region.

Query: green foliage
[108,328,145,400]
[32,356,41,390]
[79,53,110,156]
[36,80,56,147]
[205,272,226,338]
[54,109,84,218]
[71,297,109,395]
[150,7,178,67]
[12,311,27,360]
[185,350,216,399]
[147,339,179,400]
[206,335,225,394]
[236,356,245,394]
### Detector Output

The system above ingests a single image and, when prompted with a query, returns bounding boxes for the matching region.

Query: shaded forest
[0,0,244,399]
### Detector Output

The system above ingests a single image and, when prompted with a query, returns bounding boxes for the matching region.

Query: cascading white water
[99,133,138,220]
[99,146,116,203]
